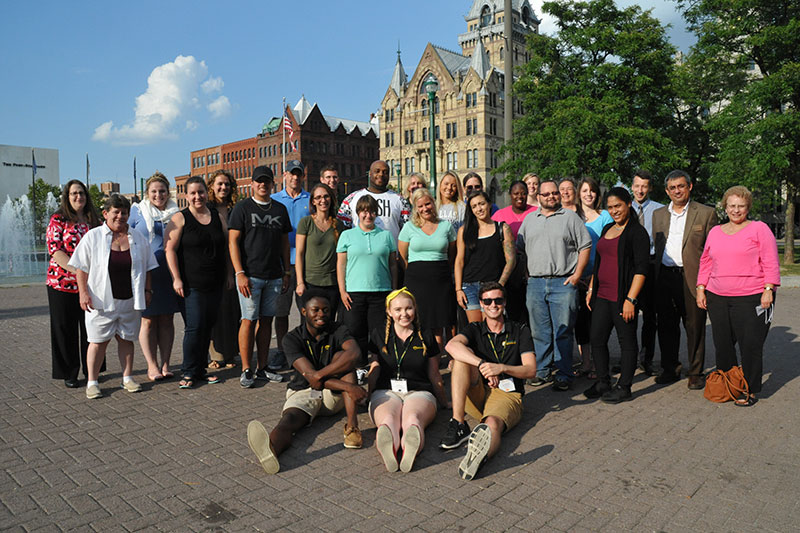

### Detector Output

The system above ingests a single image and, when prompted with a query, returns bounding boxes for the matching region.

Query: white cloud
[92,55,231,145]
[208,96,231,119]
[202,76,224,93]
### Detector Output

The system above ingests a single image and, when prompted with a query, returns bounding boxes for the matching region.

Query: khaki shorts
[283,387,344,421]
[465,381,523,432]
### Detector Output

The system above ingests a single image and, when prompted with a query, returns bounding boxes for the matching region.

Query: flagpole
[282,96,286,191]
[31,149,37,244]
[133,157,137,200]
[85,153,90,188]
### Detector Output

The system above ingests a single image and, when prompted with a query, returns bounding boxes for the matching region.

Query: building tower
[378,0,538,201]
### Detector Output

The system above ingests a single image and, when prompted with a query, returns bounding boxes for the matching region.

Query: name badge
[498,378,515,392]
[390,379,408,393]
[309,389,323,400]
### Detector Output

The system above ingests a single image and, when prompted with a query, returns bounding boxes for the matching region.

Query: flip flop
[162,371,175,379]
[179,378,193,389]
[204,375,221,385]
[208,361,223,370]
[148,373,164,382]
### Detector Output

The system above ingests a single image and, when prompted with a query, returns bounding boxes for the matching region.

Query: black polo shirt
[284,322,353,391]
[461,320,534,395]
[370,327,439,393]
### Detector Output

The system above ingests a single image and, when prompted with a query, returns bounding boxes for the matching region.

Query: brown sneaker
[343,424,362,449]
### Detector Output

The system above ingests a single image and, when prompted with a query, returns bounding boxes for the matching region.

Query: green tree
[26,178,62,242]
[88,184,105,212]
[678,0,800,264]
[501,0,686,190]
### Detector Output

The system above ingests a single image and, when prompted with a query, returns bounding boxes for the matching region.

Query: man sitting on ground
[247,291,366,474]
[440,282,537,480]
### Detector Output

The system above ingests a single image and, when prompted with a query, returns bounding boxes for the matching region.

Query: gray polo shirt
[517,207,592,277]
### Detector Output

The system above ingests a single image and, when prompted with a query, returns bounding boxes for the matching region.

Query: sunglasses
[465,185,482,191]
[539,192,559,197]
[480,297,505,306]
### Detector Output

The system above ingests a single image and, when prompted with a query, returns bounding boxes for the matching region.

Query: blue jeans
[526,277,578,382]
[181,287,222,379]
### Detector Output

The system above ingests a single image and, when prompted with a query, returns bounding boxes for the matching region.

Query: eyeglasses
[539,192,559,197]
[480,297,505,306]
[313,194,331,201]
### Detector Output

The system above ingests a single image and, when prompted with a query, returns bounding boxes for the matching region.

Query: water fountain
[0,193,54,281]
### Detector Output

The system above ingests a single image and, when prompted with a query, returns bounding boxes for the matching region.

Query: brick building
[186,96,379,203]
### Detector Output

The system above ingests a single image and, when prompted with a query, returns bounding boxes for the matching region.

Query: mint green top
[336,226,396,292]
[398,220,456,262]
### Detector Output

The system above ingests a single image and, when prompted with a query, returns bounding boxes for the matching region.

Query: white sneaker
[86,384,102,399]
[121,379,142,393]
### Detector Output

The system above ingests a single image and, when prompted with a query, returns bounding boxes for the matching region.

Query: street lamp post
[424,74,439,194]
[394,162,402,192]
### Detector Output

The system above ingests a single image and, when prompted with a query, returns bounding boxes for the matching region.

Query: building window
[480,5,491,27]
[467,150,473,168]
[447,152,452,170]
[434,125,440,139]
[446,123,452,139]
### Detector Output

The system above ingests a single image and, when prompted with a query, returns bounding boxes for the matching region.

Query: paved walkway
[1,284,799,532]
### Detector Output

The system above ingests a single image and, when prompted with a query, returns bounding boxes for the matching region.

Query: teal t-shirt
[336,226,397,292]
[398,220,456,263]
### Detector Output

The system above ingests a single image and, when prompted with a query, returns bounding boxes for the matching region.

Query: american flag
[283,109,297,152]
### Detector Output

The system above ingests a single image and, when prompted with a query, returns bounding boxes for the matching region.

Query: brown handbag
[704,366,749,403]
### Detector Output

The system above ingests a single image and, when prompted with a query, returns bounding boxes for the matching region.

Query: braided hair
[383,288,427,358]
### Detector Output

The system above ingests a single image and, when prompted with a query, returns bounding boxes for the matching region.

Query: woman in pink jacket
[696,186,780,406]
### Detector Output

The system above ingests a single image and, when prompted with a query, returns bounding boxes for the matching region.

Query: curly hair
[206,169,238,208]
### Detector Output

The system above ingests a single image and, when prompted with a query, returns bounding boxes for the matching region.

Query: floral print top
[46,214,91,293]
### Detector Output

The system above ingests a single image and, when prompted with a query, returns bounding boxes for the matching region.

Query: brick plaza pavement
[1,283,799,532]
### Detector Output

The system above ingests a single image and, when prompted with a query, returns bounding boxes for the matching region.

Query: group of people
[46,159,780,481]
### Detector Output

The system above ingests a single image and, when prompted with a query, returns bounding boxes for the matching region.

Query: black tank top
[178,207,226,291]
[463,221,505,283]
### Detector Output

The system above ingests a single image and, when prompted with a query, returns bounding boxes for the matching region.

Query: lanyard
[486,332,507,363]
[305,339,328,369]
[393,337,412,379]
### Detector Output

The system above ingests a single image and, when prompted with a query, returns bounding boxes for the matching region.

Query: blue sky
[1,1,693,193]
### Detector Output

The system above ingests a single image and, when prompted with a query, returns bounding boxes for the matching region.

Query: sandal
[208,361,223,370]
[735,395,757,407]
[204,375,221,385]
[179,378,193,389]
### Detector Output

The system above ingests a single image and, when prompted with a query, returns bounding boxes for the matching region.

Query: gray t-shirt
[517,207,592,277]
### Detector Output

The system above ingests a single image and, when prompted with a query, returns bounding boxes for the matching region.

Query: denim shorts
[238,277,282,320]
[461,281,483,311]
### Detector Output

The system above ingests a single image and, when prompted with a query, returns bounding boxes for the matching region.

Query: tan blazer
[652,200,717,298]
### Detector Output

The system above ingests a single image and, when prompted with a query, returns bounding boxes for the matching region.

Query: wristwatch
[625,296,638,305]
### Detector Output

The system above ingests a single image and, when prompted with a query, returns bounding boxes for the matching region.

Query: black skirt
[405,260,456,329]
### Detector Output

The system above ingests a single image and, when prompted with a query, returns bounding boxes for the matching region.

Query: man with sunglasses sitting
[440,282,537,480]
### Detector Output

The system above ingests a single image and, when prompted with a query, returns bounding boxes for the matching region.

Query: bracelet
[456,288,464,292]
[235,270,245,276]
[764,286,773,292]
[696,284,705,291]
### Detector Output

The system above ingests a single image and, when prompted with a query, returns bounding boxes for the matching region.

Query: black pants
[48,286,89,380]
[590,297,639,388]
[656,267,707,377]
[639,260,658,364]
[181,287,222,379]
[575,281,592,346]
[342,291,389,366]
[706,291,772,394]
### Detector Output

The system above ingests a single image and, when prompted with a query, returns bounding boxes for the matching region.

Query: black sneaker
[439,418,470,450]
[583,380,611,399]
[553,380,571,392]
[254,368,283,382]
[601,385,632,404]
[458,423,492,481]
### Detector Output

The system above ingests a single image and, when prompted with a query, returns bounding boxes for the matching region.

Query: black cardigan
[589,218,650,313]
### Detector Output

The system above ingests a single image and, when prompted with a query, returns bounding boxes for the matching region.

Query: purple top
[596,234,620,301]
[108,249,133,300]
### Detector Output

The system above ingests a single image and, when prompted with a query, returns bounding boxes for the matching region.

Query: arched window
[500,47,504,60]
[480,5,491,27]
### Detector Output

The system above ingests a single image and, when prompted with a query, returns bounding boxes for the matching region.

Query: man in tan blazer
[652,170,717,389]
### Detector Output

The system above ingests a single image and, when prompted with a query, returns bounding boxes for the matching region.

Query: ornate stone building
[379,0,539,200]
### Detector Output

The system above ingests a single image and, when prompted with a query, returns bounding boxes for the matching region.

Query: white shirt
[662,201,689,268]
[337,188,410,241]
[69,223,159,311]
